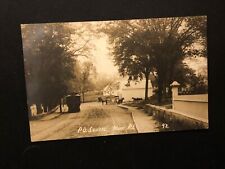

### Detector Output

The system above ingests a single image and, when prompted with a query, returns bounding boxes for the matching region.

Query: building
[103,81,121,97]
[120,79,153,101]
[103,78,153,102]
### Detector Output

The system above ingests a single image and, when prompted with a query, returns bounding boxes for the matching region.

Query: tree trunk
[82,91,85,103]
[28,105,32,118]
[59,99,62,113]
[168,85,172,98]
[49,104,54,112]
[145,73,149,101]
[163,83,167,100]
[157,77,163,104]
[43,104,48,112]
[36,103,43,114]
[158,85,162,104]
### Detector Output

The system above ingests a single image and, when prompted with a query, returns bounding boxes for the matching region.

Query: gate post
[170,81,180,109]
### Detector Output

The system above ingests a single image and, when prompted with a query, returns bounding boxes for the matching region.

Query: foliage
[21,23,92,112]
[101,16,207,103]
[75,61,97,102]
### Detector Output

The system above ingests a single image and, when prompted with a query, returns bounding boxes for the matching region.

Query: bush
[147,94,172,106]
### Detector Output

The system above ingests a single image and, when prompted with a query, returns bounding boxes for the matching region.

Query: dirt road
[29,102,138,142]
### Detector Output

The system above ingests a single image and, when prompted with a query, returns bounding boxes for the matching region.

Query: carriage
[98,96,124,105]
[65,93,81,113]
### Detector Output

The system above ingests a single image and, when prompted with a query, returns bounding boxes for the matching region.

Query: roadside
[29,102,138,141]
[29,106,60,121]
[118,104,159,133]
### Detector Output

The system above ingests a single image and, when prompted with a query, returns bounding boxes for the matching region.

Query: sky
[67,18,207,79]
[184,57,207,76]
[23,19,207,79]
[67,21,119,78]
[91,36,119,77]
[89,35,207,78]
[81,22,207,78]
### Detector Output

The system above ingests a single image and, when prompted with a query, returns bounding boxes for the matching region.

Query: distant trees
[102,16,207,103]
[92,74,117,91]
[21,23,92,113]
[172,62,208,94]
[79,61,96,103]
[21,16,208,112]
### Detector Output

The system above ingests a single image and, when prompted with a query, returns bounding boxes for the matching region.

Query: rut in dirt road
[29,102,138,141]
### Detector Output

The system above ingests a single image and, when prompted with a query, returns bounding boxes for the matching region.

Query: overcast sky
[58,20,208,78]
[89,35,207,78]
[90,36,119,77]
[84,23,207,78]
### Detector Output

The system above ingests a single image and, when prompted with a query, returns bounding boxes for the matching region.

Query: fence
[170,81,208,123]
[144,81,208,130]
[29,104,59,117]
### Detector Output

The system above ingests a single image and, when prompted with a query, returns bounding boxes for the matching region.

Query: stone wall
[144,104,208,130]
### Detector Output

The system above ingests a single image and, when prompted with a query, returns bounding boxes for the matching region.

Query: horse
[117,97,124,104]
[98,96,108,105]
[132,97,143,102]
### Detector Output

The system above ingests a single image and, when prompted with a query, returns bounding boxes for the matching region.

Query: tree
[92,74,117,91]
[148,16,207,102]
[79,61,96,103]
[101,20,154,100]
[101,16,207,103]
[21,23,92,113]
[176,66,208,94]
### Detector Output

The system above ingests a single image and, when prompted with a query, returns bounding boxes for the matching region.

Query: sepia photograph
[21,15,208,142]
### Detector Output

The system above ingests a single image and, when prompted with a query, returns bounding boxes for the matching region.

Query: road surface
[29,102,139,141]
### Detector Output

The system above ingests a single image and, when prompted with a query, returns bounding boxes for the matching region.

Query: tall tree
[173,62,207,93]
[101,16,207,103]
[101,20,154,100]
[21,23,92,113]
[79,61,96,103]
[147,16,207,102]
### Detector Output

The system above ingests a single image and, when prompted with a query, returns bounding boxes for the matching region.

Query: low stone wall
[144,104,208,130]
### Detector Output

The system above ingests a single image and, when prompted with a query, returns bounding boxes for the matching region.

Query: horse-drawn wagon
[65,93,81,113]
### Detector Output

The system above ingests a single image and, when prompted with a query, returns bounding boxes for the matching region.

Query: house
[103,81,121,97]
[120,79,153,101]
[103,77,153,102]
